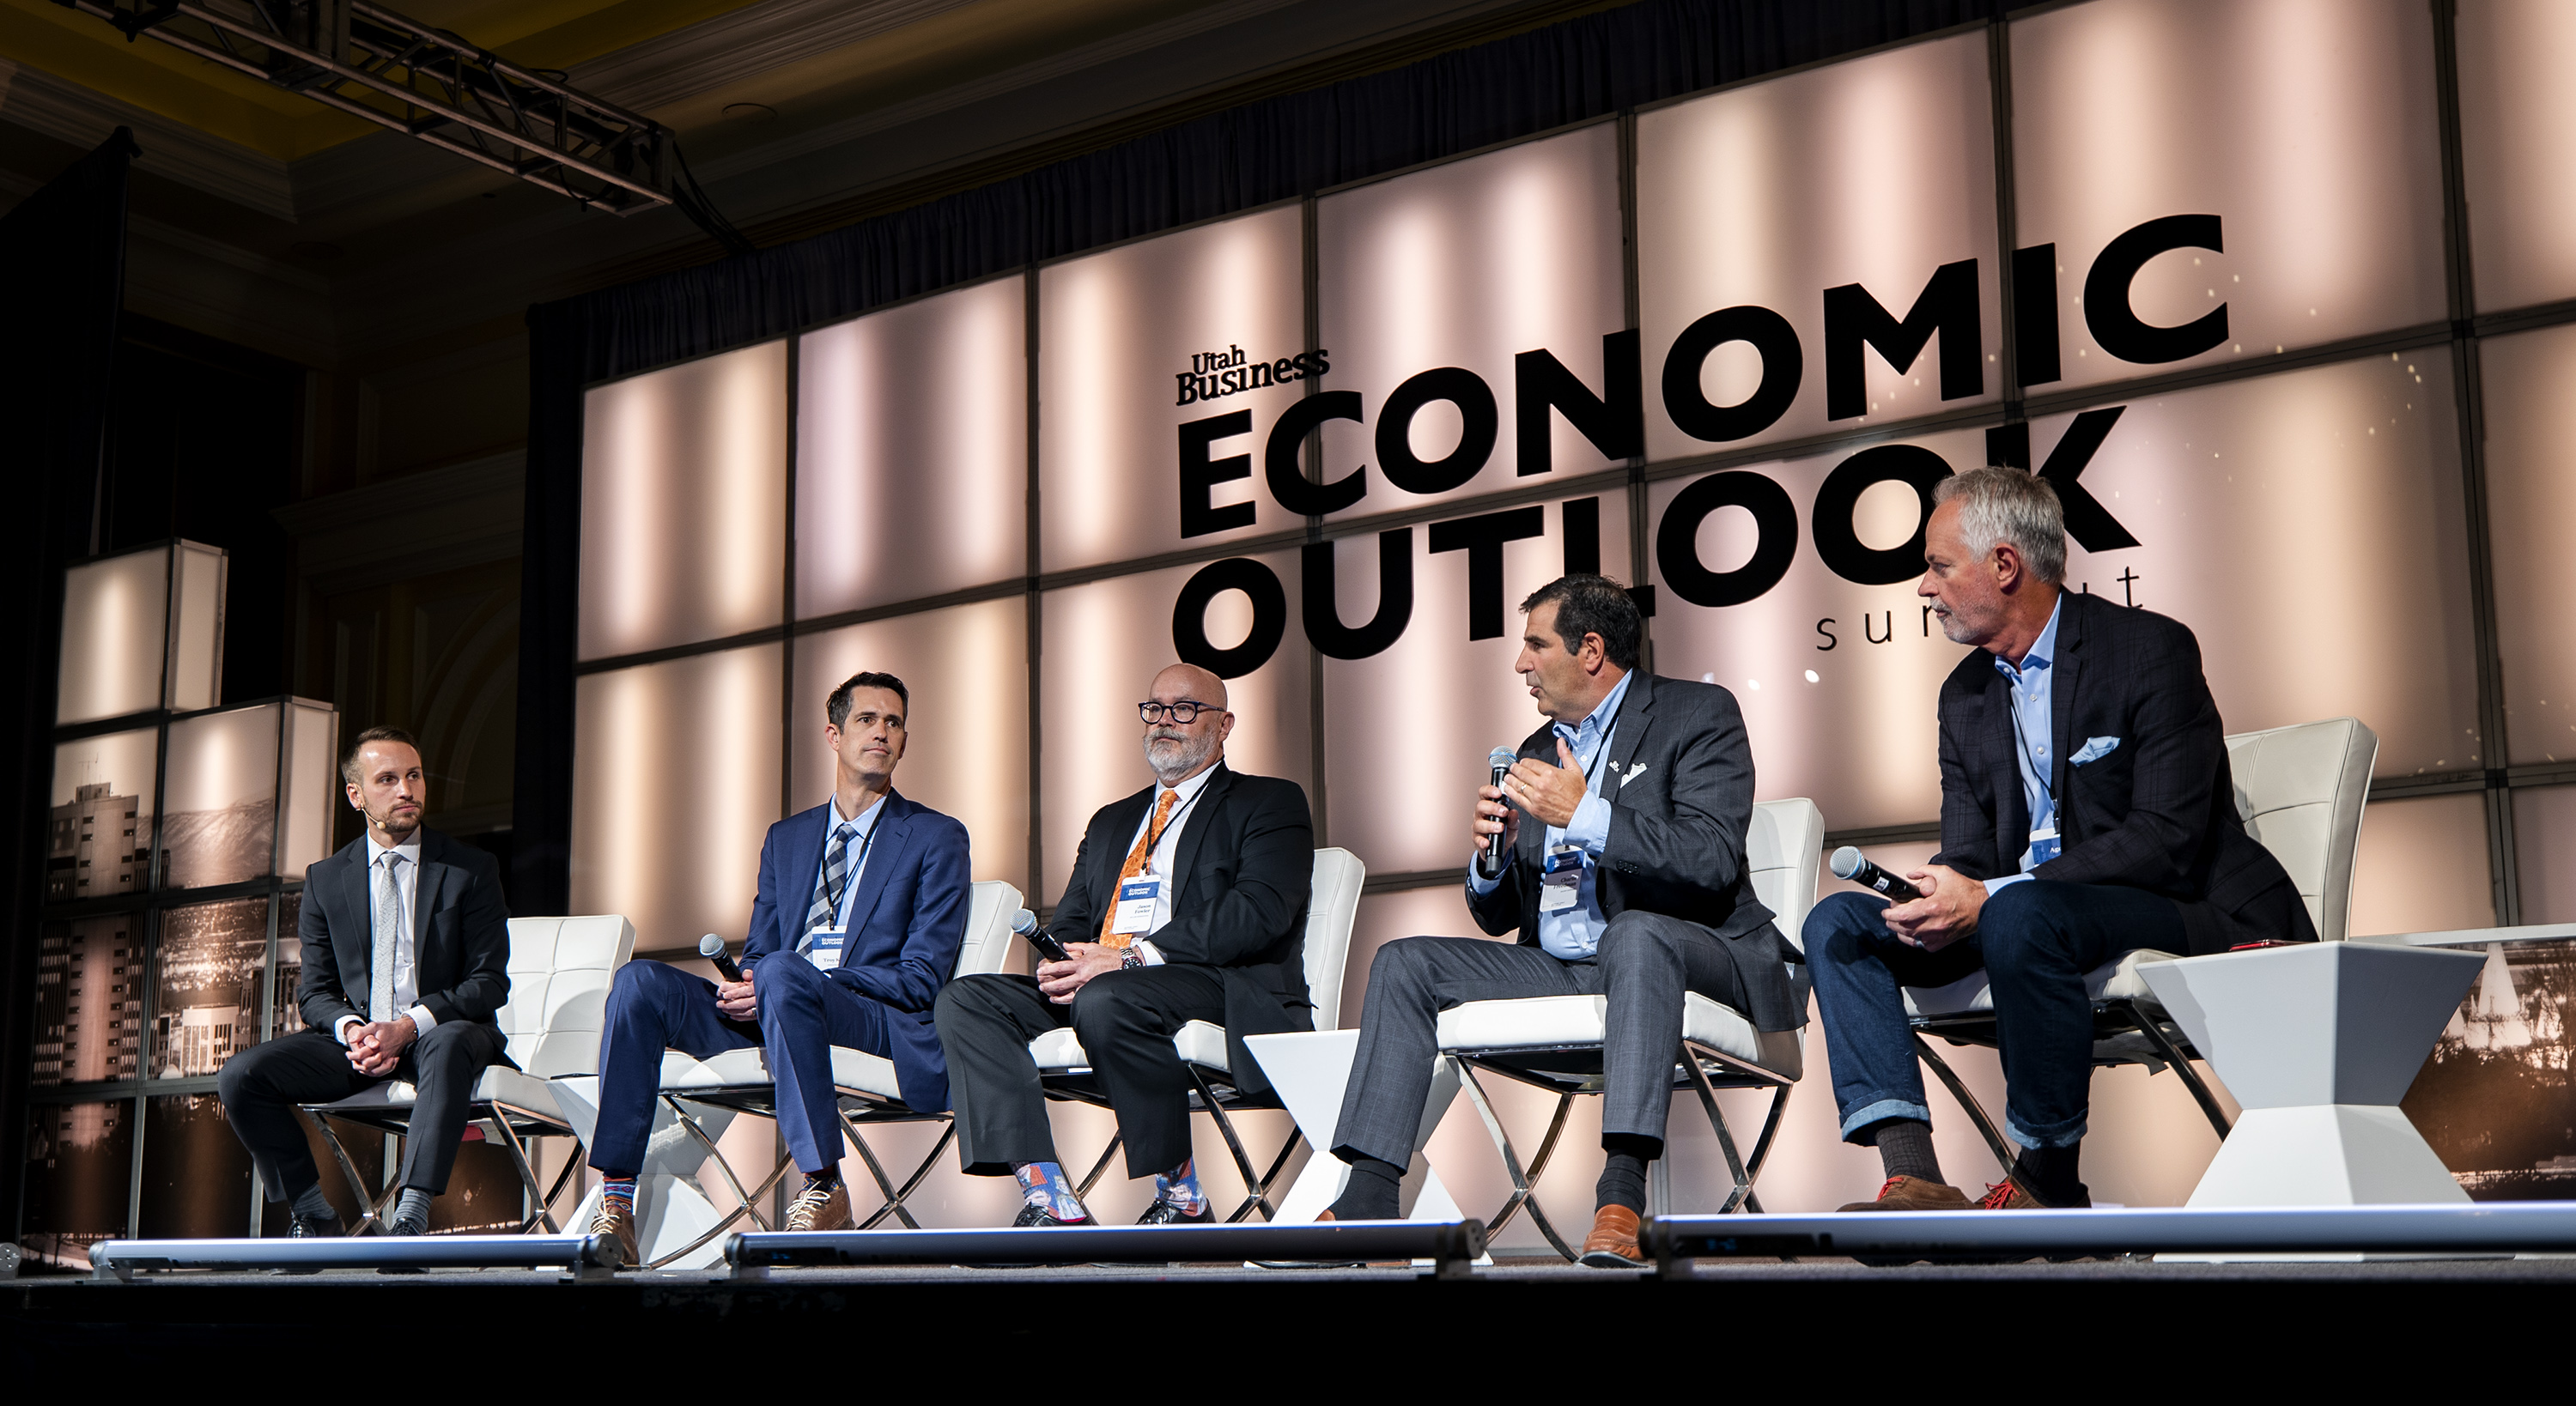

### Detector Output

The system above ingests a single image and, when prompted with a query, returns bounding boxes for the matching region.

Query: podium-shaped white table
[2140,941,2483,1209]
[1242,1030,1474,1231]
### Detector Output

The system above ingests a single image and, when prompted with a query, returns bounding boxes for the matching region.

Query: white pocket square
[2070,736,2121,766]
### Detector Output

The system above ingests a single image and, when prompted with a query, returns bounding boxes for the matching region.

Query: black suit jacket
[298,828,514,1035]
[1934,589,2317,955]
[1048,762,1315,1097]
[1466,672,1804,1033]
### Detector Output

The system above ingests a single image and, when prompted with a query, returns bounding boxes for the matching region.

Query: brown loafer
[1577,1204,1646,1268]
[1837,1175,1977,1212]
[587,1195,640,1269]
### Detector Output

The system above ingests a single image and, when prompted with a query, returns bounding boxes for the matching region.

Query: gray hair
[1933,466,2066,585]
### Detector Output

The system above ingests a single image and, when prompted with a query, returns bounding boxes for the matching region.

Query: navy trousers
[589,956,895,1175]
[1804,880,2184,1150]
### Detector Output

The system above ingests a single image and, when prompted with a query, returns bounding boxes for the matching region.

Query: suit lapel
[1986,672,2028,857]
[839,793,913,934]
[410,835,448,970]
[341,839,374,1006]
[1092,787,1158,919]
[1166,765,1233,912]
[2048,593,2083,821]
[1600,671,1652,801]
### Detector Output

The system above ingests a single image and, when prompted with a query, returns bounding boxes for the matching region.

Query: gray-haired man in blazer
[1321,574,1802,1267]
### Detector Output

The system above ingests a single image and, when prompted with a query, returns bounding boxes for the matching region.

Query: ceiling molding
[273,448,526,594]
[571,0,988,112]
[0,59,296,221]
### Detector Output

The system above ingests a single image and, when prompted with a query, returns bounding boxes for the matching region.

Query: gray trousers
[1328,911,1745,1167]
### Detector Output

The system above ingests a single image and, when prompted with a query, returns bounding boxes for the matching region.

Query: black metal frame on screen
[563,3,2561,946]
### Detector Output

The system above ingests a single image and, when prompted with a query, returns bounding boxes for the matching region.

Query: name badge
[1111,877,1163,935]
[1540,845,1583,913]
[2028,826,2062,867]
[806,930,848,971]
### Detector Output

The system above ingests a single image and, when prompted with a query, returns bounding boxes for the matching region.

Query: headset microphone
[1829,846,1923,903]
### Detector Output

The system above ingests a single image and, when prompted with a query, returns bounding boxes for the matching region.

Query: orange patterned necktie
[1098,788,1180,948]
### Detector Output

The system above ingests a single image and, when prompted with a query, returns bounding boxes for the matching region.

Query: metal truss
[54,0,682,216]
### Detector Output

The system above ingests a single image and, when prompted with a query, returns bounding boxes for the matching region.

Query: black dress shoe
[1012,1203,1094,1227]
[1135,1198,1214,1225]
[288,1213,343,1238]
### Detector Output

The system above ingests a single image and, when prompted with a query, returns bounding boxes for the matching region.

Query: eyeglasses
[1139,700,1223,724]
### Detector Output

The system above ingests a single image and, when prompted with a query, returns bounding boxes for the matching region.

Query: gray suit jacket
[1464,671,1805,1032]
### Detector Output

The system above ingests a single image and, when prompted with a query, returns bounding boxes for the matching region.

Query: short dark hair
[1520,574,1643,670]
[341,725,422,787]
[829,671,909,728]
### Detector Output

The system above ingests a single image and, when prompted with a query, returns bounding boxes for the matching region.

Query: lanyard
[2004,667,2054,806]
[825,809,885,918]
[1139,781,1209,875]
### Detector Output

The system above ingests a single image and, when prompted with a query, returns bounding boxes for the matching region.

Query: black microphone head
[1829,846,1866,881]
[697,933,726,959]
[1488,745,1519,771]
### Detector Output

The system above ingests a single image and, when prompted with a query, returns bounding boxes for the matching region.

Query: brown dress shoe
[1975,1179,2049,1210]
[1578,1204,1646,1268]
[587,1196,640,1269]
[785,1178,853,1233]
[1837,1175,1977,1212]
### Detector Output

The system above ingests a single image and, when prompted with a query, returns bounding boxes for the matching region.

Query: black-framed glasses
[1139,700,1223,724]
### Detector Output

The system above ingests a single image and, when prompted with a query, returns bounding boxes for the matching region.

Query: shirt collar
[366,833,422,868]
[829,791,890,832]
[1555,670,1633,746]
[1995,596,2064,682]
[1160,762,1221,803]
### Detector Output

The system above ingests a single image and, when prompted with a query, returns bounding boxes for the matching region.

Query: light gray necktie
[370,851,404,1023]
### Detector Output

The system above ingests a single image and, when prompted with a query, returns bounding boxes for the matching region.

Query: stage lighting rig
[52,0,753,252]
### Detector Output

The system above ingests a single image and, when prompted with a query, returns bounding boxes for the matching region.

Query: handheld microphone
[1480,746,1518,880]
[697,933,744,983]
[1830,846,1923,903]
[1010,908,1038,937]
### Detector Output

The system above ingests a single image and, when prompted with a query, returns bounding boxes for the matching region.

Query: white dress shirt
[336,835,437,1046]
[1119,764,1219,966]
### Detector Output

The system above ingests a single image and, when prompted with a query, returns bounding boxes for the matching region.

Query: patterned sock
[388,1186,434,1235]
[1865,1118,1944,1185]
[1153,1158,1206,1215]
[802,1166,841,1194]
[600,1177,637,1214]
[1012,1161,1086,1221]
[289,1182,336,1223]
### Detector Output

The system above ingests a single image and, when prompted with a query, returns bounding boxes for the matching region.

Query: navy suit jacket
[742,790,972,1111]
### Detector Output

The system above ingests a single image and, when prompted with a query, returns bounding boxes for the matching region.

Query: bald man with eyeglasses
[934,663,1315,1227]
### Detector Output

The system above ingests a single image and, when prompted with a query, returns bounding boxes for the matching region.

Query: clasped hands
[1469,737,1592,860]
[1880,864,1988,952]
[1037,943,1127,1004]
[344,1015,419,1076]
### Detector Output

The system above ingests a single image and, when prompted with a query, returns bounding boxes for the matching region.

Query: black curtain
[515,0,1996,912]
[0,128,140,1222]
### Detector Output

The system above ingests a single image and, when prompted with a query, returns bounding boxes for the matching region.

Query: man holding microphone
[1805,468,2313,1212]
[1319,574,1803,1267]
[581,671,970,1264]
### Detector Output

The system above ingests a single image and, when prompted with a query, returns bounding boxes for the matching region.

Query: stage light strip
[1649,1203,2576,1270]
[89,1233,617,1282]
[726,1219,1488,1277]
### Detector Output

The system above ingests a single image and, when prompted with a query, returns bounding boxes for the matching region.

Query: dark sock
[803,1166,841,1193]
[1326,1154,1405,1221]
[1863,1118,1944,1185]
[2013,1142,2087,1207]
[289,1182,337,1223]
[1595,1133,1662,1214]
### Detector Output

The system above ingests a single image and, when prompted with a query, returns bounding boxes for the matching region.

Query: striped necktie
[1098,789,1180,949]
[800,822,855,951]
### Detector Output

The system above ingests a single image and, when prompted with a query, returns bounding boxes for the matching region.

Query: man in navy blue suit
[582,671,971,1264]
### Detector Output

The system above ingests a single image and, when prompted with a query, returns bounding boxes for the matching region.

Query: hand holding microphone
[1477,746,1519,879]
[697,932,744,982]
[1829,846,1924,903]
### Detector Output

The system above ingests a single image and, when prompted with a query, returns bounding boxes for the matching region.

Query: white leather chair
[1903,716,2378,1176]
[644,878,1026,1256]
[1033,847,1366,1221]
[301,914,636,1234]
[1432,798,1824,1260]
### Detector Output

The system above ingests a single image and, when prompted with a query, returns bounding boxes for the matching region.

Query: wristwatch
[1119,945,1145,970]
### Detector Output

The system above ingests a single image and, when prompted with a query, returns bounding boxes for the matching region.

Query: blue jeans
[1803,881,2184,1150]
[589,956,895,1176]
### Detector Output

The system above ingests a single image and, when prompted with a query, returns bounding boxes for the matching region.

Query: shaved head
[1152,663,1228,710]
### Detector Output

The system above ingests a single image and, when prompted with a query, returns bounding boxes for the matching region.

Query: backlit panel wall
[799,277,1027,615]
[2470,323,2576,766]
[1038,208,1305,573]
[1316,125,1627,518]
[791,599,1030,889]
[2457,0,2576,312]
[2012,0,2447,387]
[578,341,788,661]
[1637,30,2001,458]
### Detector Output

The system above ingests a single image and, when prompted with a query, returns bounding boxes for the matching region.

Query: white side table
[2139,941,2483,1209]
[1242,1029,1471,1227]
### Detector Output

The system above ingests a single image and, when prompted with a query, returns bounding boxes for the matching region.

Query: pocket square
[2070,736,2121,766]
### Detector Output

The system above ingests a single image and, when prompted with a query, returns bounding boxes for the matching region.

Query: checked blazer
[1931,588,2317,955]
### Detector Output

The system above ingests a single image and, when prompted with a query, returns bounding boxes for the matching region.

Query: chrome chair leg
[2109,998,2234,1139]
[1074,1130,1125,1199]
[1680,1051,1752,1214]
[482,1114,562,1234]
[1455,1062,1579,1262]
[1185,1065,1280,1223]
[842,1117,956,1231]
[1910,1033,2038,1201]
[835,1121,923,1230]
[659,1093,775,1232]
[301,1108,394,1235]
[518,1148,583,1235]
[643,1151,796,1270]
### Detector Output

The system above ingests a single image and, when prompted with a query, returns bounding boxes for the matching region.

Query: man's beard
[1143,727,1215,784]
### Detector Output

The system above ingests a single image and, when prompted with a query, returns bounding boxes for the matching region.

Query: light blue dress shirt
[1468,670,1631,960]
[811,791,890,932]
[1987,597,2063,895]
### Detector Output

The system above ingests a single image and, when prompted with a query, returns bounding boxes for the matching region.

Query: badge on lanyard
[806,930,848,971]
[2028,826,2062,867]
[1540,844,1584,913]
[1111,877,1163,934]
